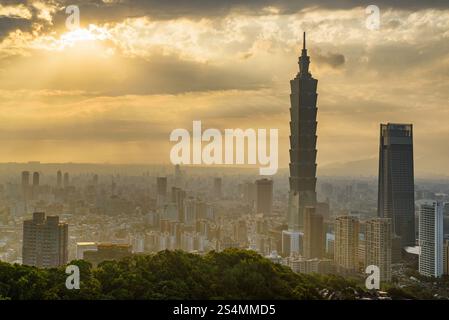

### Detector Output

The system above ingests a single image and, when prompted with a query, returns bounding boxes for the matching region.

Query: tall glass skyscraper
[378,123,415,247]
[288,32,318,231]
[419,201,443,278]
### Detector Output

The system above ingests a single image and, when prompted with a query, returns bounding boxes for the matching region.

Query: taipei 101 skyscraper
[288,32,318,231]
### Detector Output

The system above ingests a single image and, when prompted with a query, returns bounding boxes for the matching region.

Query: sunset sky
[0,1,448,176]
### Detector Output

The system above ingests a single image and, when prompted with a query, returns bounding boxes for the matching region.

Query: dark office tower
[213,177,222,199]
[93,174,99,186]
[256,178,273,216]
[378,123,415,247]
[21,171,30,186]
[303,206,324,259]
[157,177,168,197]
[171,187,186,222]
[242,181,257,206]
[22,212,68,268]
[288,32,318,230]
[32,171,39,186]
[174,164,182,187]
[63,172,69,188]
[21,171,31,206]
[57,170,62,187]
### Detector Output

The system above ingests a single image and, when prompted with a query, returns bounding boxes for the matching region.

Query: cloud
[49,0,449,23]
[0,16,32,40]
[3,0,449,37]
[0,48,271,94]
[0,3,448,175]
[312,49,345,68]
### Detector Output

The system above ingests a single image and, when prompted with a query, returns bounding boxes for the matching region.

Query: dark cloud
[385,19,402,29]
[0,51,271,94]
[0,0,29,4]
[362,41,449,76]
[0,16,32,40]
[8,0,449,30]
[312,50,345,69]
[53,0,449,21]
[2,0,448,39]
[0,119,169,142]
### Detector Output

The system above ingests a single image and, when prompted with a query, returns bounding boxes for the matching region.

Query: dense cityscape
[1,34,449,300]
[1,164,449,297]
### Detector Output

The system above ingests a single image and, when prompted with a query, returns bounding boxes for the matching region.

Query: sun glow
[33,25,112,52]
[62,27,108,43]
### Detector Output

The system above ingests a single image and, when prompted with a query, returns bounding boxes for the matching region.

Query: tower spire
[299,31,310,77]
[303,31,306,50]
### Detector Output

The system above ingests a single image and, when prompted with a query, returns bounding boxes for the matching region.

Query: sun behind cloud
[32,24,113,53]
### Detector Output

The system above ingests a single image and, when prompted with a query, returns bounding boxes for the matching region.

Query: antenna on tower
[303,32,306,50]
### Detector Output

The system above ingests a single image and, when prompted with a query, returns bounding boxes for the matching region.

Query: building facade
[256,178,273,216]
[444,239,449,275]
[335,215,359,272]
[378,123,415,247]
[288,32,318,231]
[419,201,443,277]
[22,212,68,268]
[303,206,324,259]
[365,218,392,282]
[156,176,168,197]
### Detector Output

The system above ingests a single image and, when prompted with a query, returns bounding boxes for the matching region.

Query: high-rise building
[241,181,257,207]
[174,164,182,187]
[325,233,335,259]
[315,202,330,220]
[233,219,248,247]
[32,171,39,186]
[378,123,415,247]
[93,174,99,186]
[183,197,197,226]
[391,234,403,263]
[256,178,273,215]
[288,32,318,231]
[156,177,168,197]
[419,201,443,277]
[21,171,30,187]
[365,218,392,282]
[213,177,222,199]
[171,187,186,222]
[22,212,68,268]
[281,230,303,256]
[303,206,323,259]
[358,228,366,271]
[335,215,359,272]
[63,172,70,188]
[443,239,449,275]
[57,170,62,187]
[156,176,168,207]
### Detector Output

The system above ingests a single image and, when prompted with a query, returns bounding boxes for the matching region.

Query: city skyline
[0,2,448,177]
